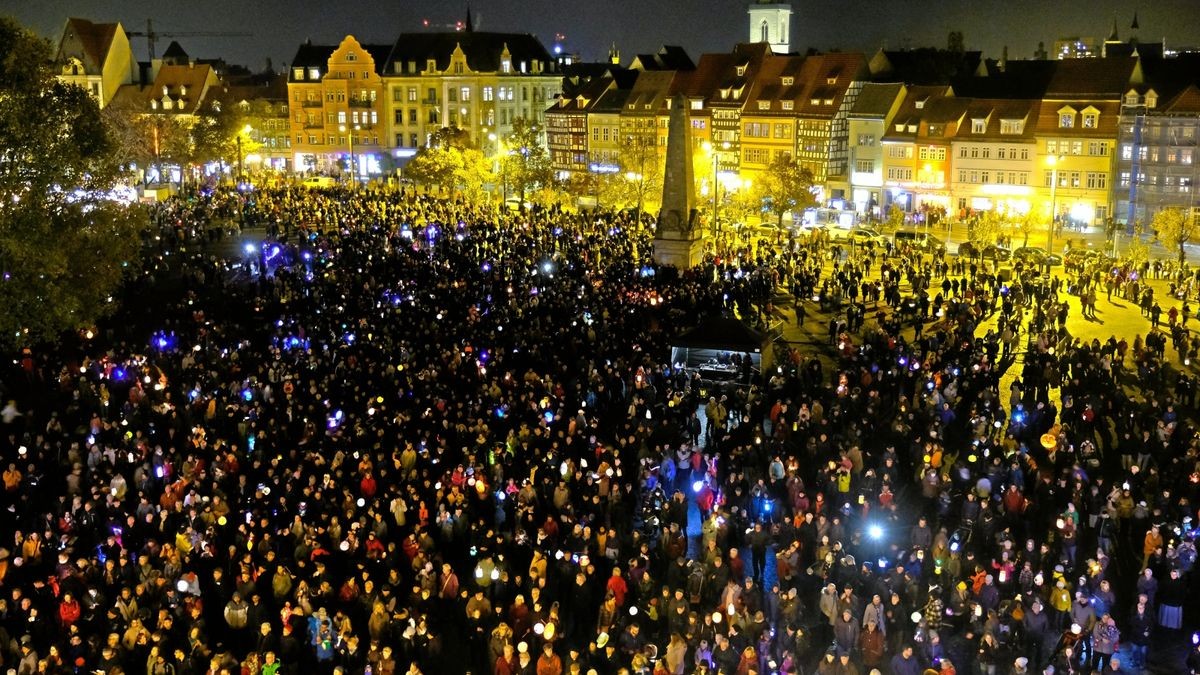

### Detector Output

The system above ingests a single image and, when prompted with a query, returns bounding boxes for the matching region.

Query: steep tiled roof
[57,17,119,73]
[850,82,904,118]
[289,43,336,81]
[870,48,982,85]
[1033,100,1119,136]
[146,63,217,115]
[1044,58,1136,98]
[959,99,1041,140]
[632,45,694,71]
[386,32,554,74]
[1161,85,1200,114]
[881,85,952,141]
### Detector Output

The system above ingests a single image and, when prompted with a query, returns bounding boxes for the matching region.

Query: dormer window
[826,77,837,85]
[162,85,169,97]
[150,99,158,110]
[293,67,304,80]
[162,99,173,110]
[1125,91,1140,105]
[501,59,511,73]
[308,67,319,80]
[971,118,986,133]
[179,85,187,97]
[427,59,437,73]
[736,64,747,76]
[823,98,834,106]
[1082,113,1097,128]
[1059,112,1074,128]
[758,101,770,110]
[782,76,793,86]
[907,124,917,133]
[1146,90,1158,108]
[810,98,820,105]
[690,99,703,110]
[999,119,1024,135]
[895,123,904,132]
[782,101,793,110]
[915,99,926,110]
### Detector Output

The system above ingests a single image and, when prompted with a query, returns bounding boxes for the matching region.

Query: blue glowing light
[868,524,883,540]
[692,480,704,494]
[241,388,254,402]
[244,243,257,254]
[112,367,127,381]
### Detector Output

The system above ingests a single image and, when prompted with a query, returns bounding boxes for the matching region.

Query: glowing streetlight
[1046,154,1065,270]
[339,123,362,188]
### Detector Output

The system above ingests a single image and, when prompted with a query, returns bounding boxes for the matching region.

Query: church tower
[748,0,792,54]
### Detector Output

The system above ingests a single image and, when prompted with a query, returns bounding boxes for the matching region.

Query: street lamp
[339,123,361,188]
[705,141,731,237]
[236,124,252,186]
[236,124,252,230]
[1047,154,1064,270]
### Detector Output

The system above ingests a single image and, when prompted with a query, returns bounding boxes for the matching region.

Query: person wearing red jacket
[58,592,81,627]
[606,568,628,608]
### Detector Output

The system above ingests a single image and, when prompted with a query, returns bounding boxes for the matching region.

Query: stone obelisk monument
[652,95,704,268]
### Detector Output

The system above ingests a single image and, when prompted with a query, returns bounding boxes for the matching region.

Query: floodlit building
[287,36,388,177]
[54,17,138,108]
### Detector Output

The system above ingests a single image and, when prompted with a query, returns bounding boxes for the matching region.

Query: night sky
[10,0,1200,72]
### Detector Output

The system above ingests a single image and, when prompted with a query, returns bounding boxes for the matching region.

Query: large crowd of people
[1,184,1198,675]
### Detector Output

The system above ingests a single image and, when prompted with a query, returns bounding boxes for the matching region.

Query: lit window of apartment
[1059,113,1074,128]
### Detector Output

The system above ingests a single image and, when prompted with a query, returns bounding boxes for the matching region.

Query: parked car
[894,230,947,254]
[843,227,888,246]
[1012,246,1063,267]
[957,242,1011,261]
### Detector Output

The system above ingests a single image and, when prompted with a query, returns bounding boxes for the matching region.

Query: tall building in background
[54,17,138,108]
[287,36,389,176]
[747,0,793,55]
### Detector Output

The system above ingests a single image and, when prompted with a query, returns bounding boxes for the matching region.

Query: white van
[301,176,336,189]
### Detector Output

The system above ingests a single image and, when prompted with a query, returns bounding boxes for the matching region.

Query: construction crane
[126,19,252,61]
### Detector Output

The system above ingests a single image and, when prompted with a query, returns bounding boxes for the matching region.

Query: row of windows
[917,147,947,161]
[1046,140,1109,156]
[856,134,876,147]
[298,134,380,146]
[957,146,1032,160]
[1120,145,1195,164]
[1118,173,1195,189]
[1042,171,1109,190]
[886,167,913,181]
[956,170,1030,186]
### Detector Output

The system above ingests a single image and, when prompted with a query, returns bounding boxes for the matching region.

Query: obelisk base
[652,236,705,269]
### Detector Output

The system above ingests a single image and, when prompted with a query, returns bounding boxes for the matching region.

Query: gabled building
[790,52,868,200]
[1035,57,1135,228]
[879,86,954,212]
[546,76,612,176]
[54,17,138,108]
[225,71,292,172]
[848,82,906,216]
[380,30,562,163]
[1116,54,1200,225]
[286,36,388,176]
[587,73,638,171]
[950,98,1040,217]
